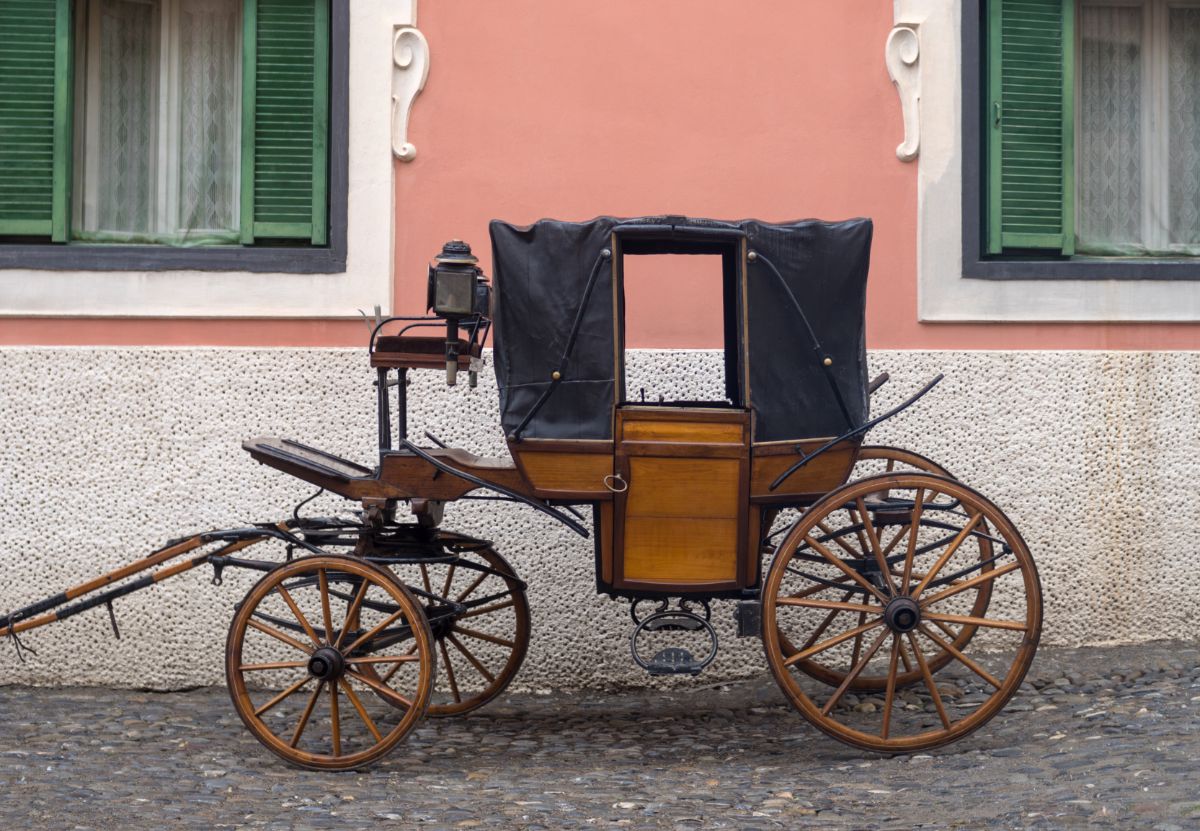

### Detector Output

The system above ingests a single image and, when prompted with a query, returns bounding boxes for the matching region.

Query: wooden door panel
[621,516,739,583]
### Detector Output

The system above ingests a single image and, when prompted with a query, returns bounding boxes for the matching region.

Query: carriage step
[645,647,704,676]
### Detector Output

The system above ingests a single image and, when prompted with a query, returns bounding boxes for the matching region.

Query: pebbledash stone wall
[0,347,1196,690]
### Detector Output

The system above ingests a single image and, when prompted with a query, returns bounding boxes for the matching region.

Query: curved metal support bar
[768,373,945,492]
[397,438,590,538]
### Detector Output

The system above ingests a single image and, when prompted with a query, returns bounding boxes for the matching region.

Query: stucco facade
[0,1,1196,688]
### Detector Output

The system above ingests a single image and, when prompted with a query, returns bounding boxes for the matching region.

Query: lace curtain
[1078,2,1200,256]
[1169,8,1200,248]
[76,0,240,245]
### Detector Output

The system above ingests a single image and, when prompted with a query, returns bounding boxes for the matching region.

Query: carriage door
[608,228,752,593]
[612,407,750,592]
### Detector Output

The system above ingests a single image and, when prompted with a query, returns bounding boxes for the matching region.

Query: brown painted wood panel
[508,439,614,499]
[621,516,739,583]
[750,440,859,502]
[622,419,744,444]
[626,457,740,518]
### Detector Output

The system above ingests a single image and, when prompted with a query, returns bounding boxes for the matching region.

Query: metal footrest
[631,607,719,677]
[645,646,704,676]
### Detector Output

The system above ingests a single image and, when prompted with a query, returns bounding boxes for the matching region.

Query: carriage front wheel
[761,472,1041,753]
[226,555,435,770]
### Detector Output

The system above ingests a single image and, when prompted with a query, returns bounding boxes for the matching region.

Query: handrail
[768,374,945,491]
[397,438,590,538]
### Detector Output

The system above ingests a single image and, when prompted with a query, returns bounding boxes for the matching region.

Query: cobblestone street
[1,642,1197,830]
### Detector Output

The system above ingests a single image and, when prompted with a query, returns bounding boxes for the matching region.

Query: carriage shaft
[1,536,269,639]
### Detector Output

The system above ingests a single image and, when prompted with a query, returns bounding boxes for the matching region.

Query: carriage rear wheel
[762,472,1041,753]
[781,446,993,692]
[368,546,530,717]
[226,555,434,770]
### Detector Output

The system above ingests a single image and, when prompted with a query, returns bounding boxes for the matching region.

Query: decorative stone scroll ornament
[885,24,920,162]
[392,25,430,161]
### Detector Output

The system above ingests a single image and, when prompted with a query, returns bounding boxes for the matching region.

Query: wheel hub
[307,646,346,681]
[883,596,921,633]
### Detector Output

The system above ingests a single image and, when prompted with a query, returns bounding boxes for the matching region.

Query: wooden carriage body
[492,216,872,597]
[249,216,873,599]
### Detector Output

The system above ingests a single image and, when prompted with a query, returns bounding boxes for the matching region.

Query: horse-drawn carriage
[2,216,1041,769]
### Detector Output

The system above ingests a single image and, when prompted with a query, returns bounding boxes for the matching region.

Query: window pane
[1168,7,1200,248]
[90,0,158,235]
[178,0,240,234]
[1078,4,1143,252]
[76,0,240,243]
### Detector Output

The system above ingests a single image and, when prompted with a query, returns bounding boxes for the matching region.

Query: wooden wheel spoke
[329,681,341,757]
[317,569,335,646]
[335,578,371,649]
[924,611,1027,632]
[381,644,419,684]
[932,617,962,642]
[290,681,324,748]
[453,624,516,649]
[339,679,383,743]
[419,564,433,595]
[802,535,890,604]
[815,520,862,559]
[920,561,1019,608]
[342,607,408,656]
[345,655,421,666]
[856,497,895,595]
[248,618,315,655]
[822,627,890,715]
[880,635,901,740]
[849,611,868,667]
[440,563,457,598]
[447,632,495,683]
[239,660,308,672]
[917,624,1001,689]
[276,584,321,646]
[900,488,924,591]
[912,512,983,597]
[845,505,873,563]
[455,571,489,603]
[784,618,884,666]
[776,597,884,615]
[439,640,462,703]
[880,523,911,562]
[458,598,515,620]
[907,632,951,730]
[253,675,311,717]
[798,590,855,651]
[788,575,854,601]
[345,668,414,710]
[897,636,914,672]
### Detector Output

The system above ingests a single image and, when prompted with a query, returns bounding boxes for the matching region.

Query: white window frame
[0,0,413,319]
[901,0,1200,322]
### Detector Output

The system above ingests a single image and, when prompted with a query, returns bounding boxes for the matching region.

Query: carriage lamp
[428,239,491,386]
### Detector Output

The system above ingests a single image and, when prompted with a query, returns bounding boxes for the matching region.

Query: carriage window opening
[620,253,733,407]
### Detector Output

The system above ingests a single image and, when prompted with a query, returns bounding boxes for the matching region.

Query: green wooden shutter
[241,0,329,245]
[986,0,1074,255]
[0,0,72,240]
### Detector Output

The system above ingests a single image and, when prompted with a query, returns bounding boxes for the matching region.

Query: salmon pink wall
[1,0,1195,348]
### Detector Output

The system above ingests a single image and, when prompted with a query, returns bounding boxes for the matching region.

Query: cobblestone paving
[1,642,1198,830]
